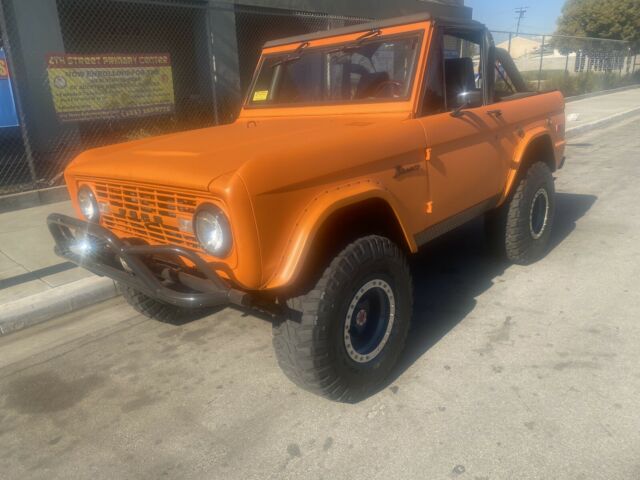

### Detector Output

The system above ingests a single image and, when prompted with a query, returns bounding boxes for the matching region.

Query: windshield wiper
[355,28,383,43]
[327,28,382,55]
[271,41,310,68]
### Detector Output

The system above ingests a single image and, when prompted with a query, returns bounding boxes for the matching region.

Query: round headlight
[194,205,232,257]
[78,186,99,222]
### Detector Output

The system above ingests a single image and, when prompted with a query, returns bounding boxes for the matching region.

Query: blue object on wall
[0,49,19,128]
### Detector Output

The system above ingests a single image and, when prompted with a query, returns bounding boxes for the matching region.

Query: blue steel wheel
[343,279,395,364]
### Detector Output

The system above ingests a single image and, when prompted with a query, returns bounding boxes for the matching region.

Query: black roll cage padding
[494,47,530,93]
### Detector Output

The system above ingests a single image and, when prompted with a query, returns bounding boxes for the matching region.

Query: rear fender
[499,127,553,205]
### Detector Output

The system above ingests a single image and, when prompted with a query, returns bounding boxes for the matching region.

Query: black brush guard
[47,213,248,309]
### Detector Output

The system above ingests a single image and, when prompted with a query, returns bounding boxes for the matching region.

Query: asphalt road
[1,118,639,480]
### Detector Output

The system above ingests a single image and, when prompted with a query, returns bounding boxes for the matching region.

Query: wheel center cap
[355,308,368,327]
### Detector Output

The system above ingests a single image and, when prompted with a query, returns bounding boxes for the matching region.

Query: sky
[465,0,565,34]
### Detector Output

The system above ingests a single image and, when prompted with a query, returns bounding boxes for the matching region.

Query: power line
[515,6,529,36]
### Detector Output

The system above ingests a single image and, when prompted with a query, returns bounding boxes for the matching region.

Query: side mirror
[456,90,483,109]
[451,90,483,117]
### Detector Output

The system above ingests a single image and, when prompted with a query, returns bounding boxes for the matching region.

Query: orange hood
[66,115,408,191]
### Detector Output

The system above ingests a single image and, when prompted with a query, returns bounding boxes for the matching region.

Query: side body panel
[417,107,510,226]
[496,91,566,204]
[413,91,565,244]
[239,118,430,289]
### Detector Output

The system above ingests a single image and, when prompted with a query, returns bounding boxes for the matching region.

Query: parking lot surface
[1,118,639,480]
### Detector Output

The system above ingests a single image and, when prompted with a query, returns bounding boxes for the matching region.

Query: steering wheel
[372,80,403,98]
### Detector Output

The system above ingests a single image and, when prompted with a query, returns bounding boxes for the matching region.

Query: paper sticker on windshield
[253,90,269,102]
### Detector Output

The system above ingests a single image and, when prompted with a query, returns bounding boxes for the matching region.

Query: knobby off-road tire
[486,161,556,265]
[273,235,413,403]
[118,283,209,324]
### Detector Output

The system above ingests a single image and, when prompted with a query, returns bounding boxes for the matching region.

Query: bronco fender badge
[393,163,422,179]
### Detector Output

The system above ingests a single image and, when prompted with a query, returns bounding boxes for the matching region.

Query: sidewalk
[0,86,639,335]
[0,201,88,303]
[0,201,117,334]
[566,86,640,137]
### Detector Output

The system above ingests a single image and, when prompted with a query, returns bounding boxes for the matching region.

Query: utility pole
[515,6,528,36]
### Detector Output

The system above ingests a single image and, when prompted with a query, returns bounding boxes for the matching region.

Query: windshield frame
[240,22,432,116]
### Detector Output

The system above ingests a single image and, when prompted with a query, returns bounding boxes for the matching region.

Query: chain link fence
[491,30,639,95]
[1,1,638,198]
[0,0,367,196]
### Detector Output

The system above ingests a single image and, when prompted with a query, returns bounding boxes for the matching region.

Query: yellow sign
[0,59,8,80]
[253,90,269,102]
[46,53,175,122]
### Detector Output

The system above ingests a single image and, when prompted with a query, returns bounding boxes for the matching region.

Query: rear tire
[273,235,413,403]
[486,161,555,265]
[118,284,209,324]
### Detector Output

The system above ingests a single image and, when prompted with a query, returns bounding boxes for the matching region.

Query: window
[247,34,421,107]
[421,29,445,115]
[441,30,484,111]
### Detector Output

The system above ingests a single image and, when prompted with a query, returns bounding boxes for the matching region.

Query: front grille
[91,180,201,250]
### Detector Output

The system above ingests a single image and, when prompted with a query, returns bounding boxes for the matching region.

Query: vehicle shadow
[381,192,598,390]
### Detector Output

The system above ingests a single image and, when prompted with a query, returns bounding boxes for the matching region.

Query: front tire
[273,236,413,403]
[486,161,555,265]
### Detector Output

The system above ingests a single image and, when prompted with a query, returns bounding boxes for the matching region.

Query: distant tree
[555,0,640,52]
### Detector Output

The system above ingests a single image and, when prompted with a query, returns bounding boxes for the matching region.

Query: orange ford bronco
[48,13,566,402]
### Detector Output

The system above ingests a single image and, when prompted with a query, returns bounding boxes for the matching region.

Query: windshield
[247,33,422,107]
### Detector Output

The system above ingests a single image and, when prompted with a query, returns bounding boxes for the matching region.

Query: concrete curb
[0,276,119,336]
[565,84,640,103]
[566,106,640,139]
[0,186,70,214]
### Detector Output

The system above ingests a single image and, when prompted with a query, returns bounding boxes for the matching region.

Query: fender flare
[264,180,416,290]
[498,127,553,205]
